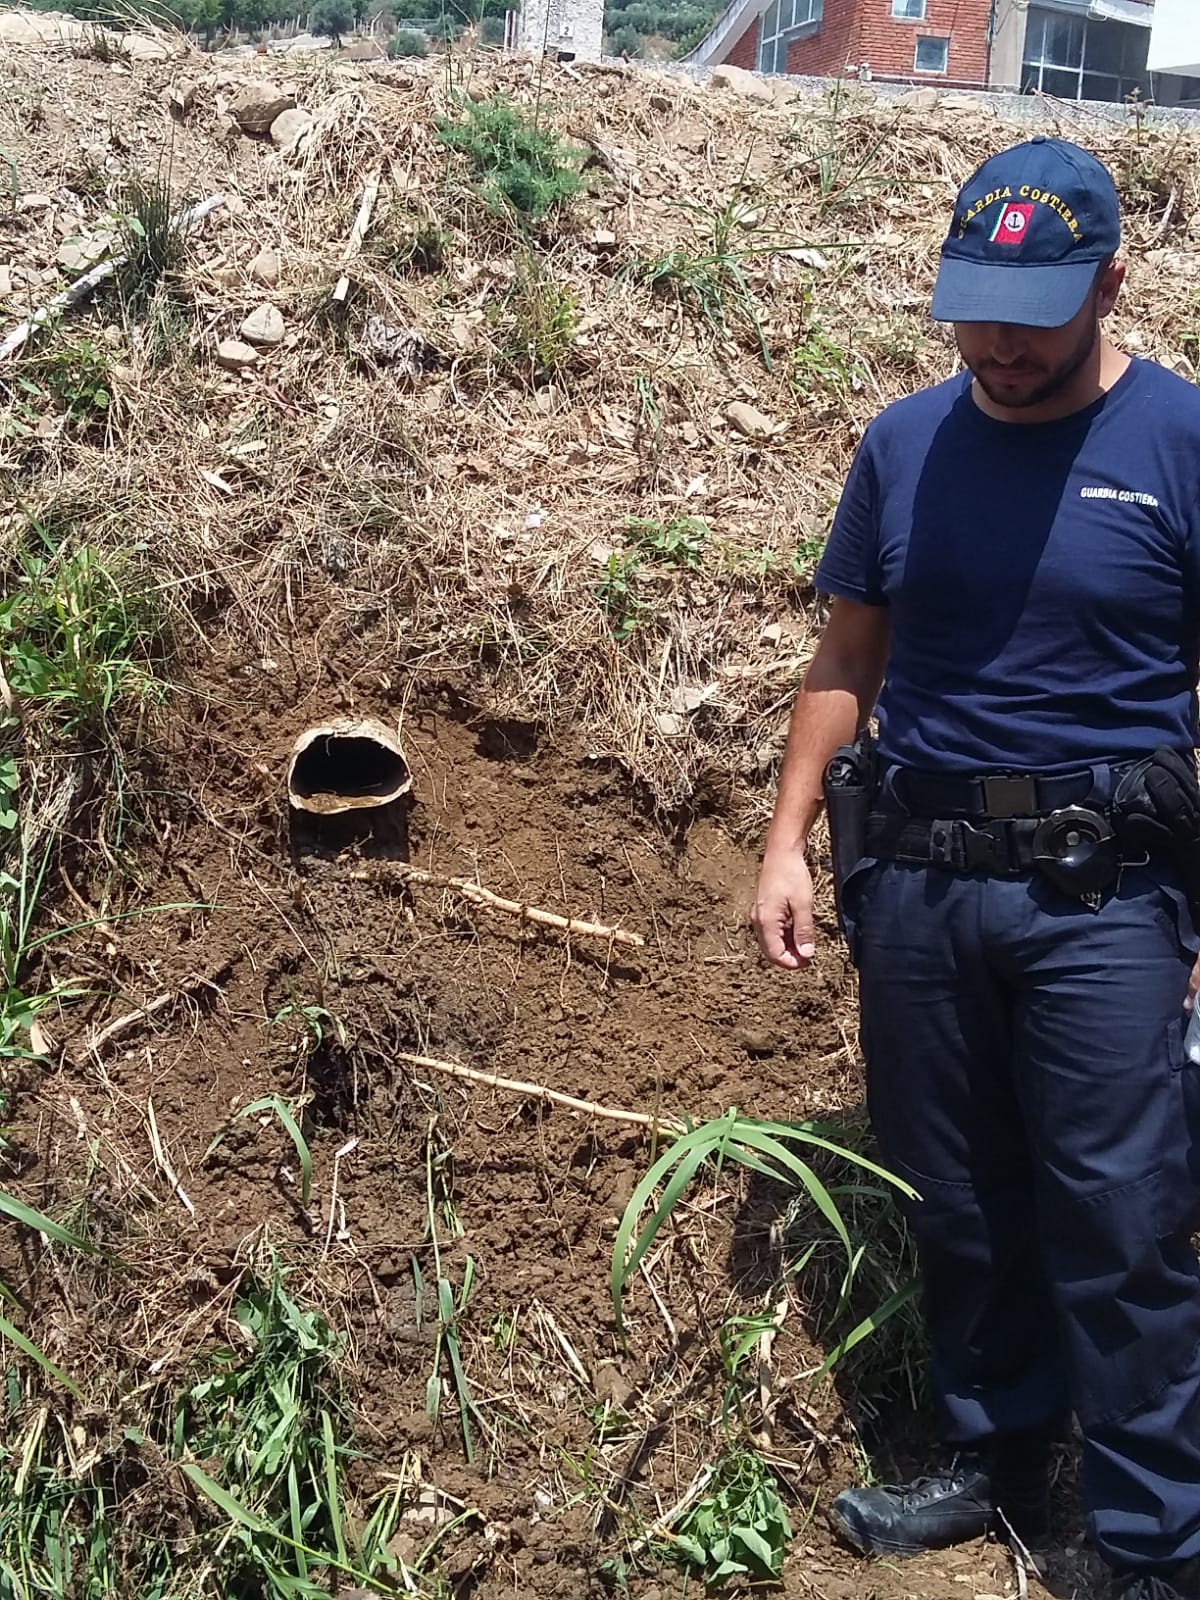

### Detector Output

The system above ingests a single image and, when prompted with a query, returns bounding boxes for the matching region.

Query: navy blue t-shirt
[815,358,1200,774]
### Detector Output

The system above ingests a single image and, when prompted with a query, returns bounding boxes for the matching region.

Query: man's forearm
[763,613,888,855]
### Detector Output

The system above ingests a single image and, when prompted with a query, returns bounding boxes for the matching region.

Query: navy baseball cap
[932,137,1121,328]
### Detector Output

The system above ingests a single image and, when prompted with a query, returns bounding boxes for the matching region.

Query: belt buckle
[982,773,1039,818]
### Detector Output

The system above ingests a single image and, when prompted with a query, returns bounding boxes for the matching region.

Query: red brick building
[715,0,994,89]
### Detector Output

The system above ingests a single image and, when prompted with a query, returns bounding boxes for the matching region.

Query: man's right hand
[752,847,816,970]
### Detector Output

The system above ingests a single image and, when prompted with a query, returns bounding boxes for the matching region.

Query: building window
[1021,5,1149,103]
[755,0,821,73]
[914,34,948,73]
[892,0,925,18]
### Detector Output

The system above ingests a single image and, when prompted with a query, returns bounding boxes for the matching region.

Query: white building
[504,0,603,61]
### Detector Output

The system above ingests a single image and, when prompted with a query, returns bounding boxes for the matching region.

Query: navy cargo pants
[849,855,1200,1572]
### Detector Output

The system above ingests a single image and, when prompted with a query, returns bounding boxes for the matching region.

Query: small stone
[217,337,259,371]
[269,107,312,150]
[709,64,773,103]
[239,304,285,347]
[247,247,279,287]
[18,193,53,213]
[649,92,672,111]
[592,228,616,251]
[163,77,197,117]
[897,86,939,110]
[229,83,297,136]
[57,235,110,274]
[761,622,782,646]
[0,265,11,297]
[653,712,682,737]
[669,684,714,715]
[725,400,780,441]
[735,1027,775,1057]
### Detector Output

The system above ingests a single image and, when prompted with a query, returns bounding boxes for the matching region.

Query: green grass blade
[812,1280,920,1380]
[0,1310,82,1397]
[725,1126,853,1257]
[751,1120,919,1198]
[0,1191,94,1252]
[321,1410,348,1566]
[182,1462,271,1531]
[611,1138,710,1333]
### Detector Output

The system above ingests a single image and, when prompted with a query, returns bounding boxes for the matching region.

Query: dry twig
[352,863,644,947]
[397,1051,684,1133]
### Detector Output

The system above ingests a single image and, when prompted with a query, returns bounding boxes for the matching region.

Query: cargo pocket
[1160,1010,1200,1238]
[839,856,883,970]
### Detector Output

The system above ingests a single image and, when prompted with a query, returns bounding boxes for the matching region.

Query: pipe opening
[287,719,412,816]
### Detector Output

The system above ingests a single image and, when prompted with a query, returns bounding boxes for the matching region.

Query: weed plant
[435,95,583,222]
[0,534,167,740]
[13,339,111,437]
[113,171,186,315]
[491,256,578,385]
[597,517,711,640]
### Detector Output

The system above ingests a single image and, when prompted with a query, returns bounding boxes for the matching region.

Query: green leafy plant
[787,322,863,405]
[626,514,708,570]
[627,190,791,368]
[435,95,584,221]
[421,1122,484,1463]
[18,338,111,434]
[597,551,646,642]
[668,1448,791,1587]
[310,0,354,43]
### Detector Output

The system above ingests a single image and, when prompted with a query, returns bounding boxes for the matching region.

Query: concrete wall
[514,0,603,58]
[989,0,1026,89]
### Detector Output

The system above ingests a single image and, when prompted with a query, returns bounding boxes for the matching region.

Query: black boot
[830,1437,1051,1560]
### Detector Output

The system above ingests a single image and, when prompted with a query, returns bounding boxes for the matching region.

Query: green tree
[310,0,353,41]
[608,21,640,53]
[387,25,426,51]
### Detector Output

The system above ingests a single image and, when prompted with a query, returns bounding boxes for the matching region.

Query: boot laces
[891,1457,980,1509]
[1121,1579,1183,1600]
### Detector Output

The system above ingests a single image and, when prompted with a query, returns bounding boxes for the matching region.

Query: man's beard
[964,320,1099,411]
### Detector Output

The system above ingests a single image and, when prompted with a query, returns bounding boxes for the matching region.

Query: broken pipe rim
[287,716,412,815]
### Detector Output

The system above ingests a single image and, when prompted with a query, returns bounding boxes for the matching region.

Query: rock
[761,621,782,647]
[57,235,111,274]
[269,107,313,150]
[217,338,259,371]
[163,77,198,117]
[0,265,11,298]
[709,64,773,103]
[725,401,780,441]
[18,193,54,213]
[247,247,280,287]
[229,83,297,136]
[360,316,428,373]
[669,684,715,715]
[735,1027,776,1057]
[940,93,984,113]
[649,91,672,112]
[592,228,616,251]
[653,712,682,737]
[240,304,285,347]
[897,86,940,110]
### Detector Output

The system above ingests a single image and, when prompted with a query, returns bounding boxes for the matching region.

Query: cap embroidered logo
[990,202,1034,245]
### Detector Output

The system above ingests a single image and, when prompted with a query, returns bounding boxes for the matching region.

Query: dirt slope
[1,23,1198,1600]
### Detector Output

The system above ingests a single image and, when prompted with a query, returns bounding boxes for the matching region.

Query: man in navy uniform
[753,137,1200,1600]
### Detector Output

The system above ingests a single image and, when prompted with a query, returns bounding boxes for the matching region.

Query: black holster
[1114,748,1200,922]
[823,731,877,936]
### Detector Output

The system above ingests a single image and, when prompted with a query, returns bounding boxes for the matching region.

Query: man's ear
[1096,256,1125,319]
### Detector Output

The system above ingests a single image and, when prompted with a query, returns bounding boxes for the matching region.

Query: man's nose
[989,325,1028,363]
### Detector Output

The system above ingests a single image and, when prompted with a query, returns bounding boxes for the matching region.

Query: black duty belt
[894,765,1134,820]
[866,813,1042,876]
